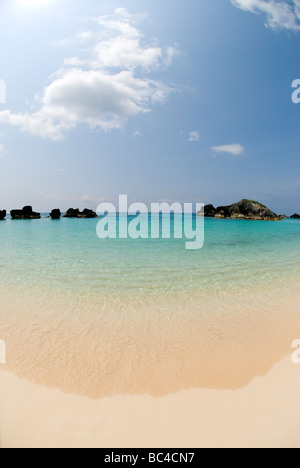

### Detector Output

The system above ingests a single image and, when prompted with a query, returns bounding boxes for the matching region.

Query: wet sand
[0,279,300,398]
[0,276,300,447]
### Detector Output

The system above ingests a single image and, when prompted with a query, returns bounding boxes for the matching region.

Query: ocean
[2,215,300,294]
[0,216,300,398]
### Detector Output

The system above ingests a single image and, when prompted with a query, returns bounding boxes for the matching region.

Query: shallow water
[1,216,300,294]
[0,217,300,398]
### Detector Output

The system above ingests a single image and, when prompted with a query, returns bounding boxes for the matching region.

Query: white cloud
[76,31,93,42]
[91,10,173,71]
[64,57,85,67]
[231,0,300,31]
[0,9,176,141]
[188,131,200,142]
[211,143,245,156]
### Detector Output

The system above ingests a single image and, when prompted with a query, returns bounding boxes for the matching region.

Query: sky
[0,0,300,214]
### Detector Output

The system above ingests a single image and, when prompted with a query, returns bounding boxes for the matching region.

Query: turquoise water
[1,215,300,397]
[1,215,300,296]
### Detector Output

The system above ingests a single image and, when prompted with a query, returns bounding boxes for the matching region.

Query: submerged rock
[11,206,41,220]
[63,208,98,219]
[201,200,280,221]
[0,210,6,220]
[50,209,61,220]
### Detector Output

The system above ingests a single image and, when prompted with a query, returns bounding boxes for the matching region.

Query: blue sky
[0,0,300,214]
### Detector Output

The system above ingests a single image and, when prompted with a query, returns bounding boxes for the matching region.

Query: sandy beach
[0,355,299,448]
[1,0,300,451]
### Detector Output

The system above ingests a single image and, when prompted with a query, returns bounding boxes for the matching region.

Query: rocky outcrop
[278,215,288,219]
[80,209,98,219]
[0,210,6,220]
[203,204,217,217]
[63,208,80,218]
[63,208,98,219]
[291,214,300,219]
[11,206,41,220]
[202,200,280,221]
[50,209,61,220]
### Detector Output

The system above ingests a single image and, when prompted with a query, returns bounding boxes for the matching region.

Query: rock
[204,204,217,217]
[50,209,61,220]
[11,206,41,220]
[291,213,300,219]
[0,210,6,220]
[229,200,278,219]
[78,209,98,219]
[230,214,246,219]
[10,210,23,219]
[278,215,288,219]
[216,206,232,218]
[63,208,98,219]
[200,200,280,221]
[63,208,81,218]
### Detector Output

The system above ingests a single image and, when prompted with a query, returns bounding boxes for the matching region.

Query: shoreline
[0,275,300,399]
[1,356,299,448]
[0,277,300,398]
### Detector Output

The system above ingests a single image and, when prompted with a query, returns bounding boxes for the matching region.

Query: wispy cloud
[76,31,93,42]
[0,8,177,141]
[211,143,245,156]
[188,131,200,142]
[0,144,5,157]
[231,0,300,31]
[44,193,106,204]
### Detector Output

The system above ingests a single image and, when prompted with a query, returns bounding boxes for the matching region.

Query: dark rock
[50,209,61,220]
[0,210,6,220]
[10,210,23,219]
[200,200,280,221]
[63,208,97,219]
[63,208,81,218]
[291,213,300,219]
[229,200,278,220]
[23,206,34,216]
[79,209,98,219]
[11,206,41,220]
[204,204,217,217]
[215,205,232,218]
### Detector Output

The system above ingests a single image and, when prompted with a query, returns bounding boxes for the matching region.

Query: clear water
[0,216,300,296]
[0,216,300,398]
